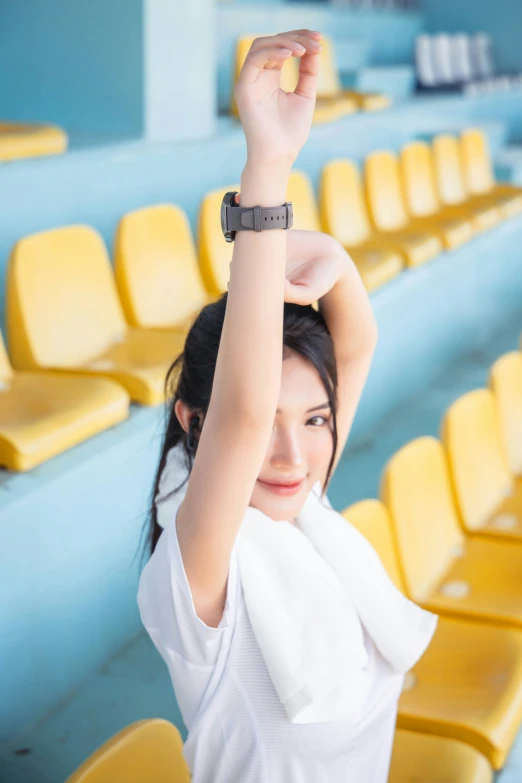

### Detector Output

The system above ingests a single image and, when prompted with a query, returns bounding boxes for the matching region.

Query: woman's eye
[308,415,328,427]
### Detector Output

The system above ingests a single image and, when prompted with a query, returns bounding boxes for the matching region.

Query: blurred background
[1,0,522,780]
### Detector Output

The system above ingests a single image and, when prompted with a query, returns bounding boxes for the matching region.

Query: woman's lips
[257,478,304,496]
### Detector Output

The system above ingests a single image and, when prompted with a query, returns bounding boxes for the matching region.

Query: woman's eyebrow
[275,402,331,414]
[306,402,331,413]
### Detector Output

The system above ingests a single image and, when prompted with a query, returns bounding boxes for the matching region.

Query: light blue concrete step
[495,146,522,185]
[334,38,371,73]
[416,119,508,152]
[354,65,416,99]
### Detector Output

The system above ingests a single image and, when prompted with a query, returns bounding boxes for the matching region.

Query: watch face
[220,197,228,236]
[221,191,237,242]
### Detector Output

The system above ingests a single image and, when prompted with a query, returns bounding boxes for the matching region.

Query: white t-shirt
[137,512,404,783]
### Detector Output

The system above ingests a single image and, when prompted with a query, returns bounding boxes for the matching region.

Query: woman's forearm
[209,160,292,424]
[319,247,378,364]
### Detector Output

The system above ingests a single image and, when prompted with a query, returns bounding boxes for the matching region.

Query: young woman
[138,30,435,783]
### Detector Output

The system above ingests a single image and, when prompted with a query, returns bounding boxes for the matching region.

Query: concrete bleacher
[2,2,522,778]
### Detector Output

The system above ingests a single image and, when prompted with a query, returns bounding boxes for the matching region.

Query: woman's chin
[251,482,308,522]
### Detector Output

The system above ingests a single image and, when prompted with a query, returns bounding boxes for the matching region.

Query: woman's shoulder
[138,512,242,669]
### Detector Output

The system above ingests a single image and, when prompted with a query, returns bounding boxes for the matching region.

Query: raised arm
[283,229,378,479]
[175,31,322,626]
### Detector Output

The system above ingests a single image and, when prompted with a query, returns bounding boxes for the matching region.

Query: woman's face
[249,350,334,523]
[175,350,334,523]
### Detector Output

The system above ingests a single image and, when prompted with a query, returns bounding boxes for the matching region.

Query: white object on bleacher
[415,35,437,87]
[450,34,473,83]
[471,33,495,79]
[431,33,455,85]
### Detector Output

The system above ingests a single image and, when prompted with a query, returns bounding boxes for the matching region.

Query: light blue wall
[0,0,144,136]
[421,0,522,72]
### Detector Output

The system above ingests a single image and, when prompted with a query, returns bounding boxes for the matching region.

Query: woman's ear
[174,400,205,434]
[174,399,192,434]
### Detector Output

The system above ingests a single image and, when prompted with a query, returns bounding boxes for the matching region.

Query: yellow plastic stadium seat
[7,226,186,406]
[432,134,502,232]
[198,173,320,297]
[316,36,391,112]
[286,169,322,232]
[400,142,474,250]
[460,128,522,219]
[490,352,522,476]
[390,730,493,782]
[0,331,129,472]
[65,719,191,783]
[231,36,357,125]
[442,389,522,542]
[365,151,443,267]
[198,183,240,295]
[346,499,522,769]
[320,159,404,291]
[382,437,522,631]
[0,121,67,162]
[114,204,213,332]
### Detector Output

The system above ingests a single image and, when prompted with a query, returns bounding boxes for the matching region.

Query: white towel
[155,441,437,726]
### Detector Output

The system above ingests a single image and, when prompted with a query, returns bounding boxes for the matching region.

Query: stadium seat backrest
[365,151,409,232]
[451,34,474,83]
[7,226,127,370]
[0,331,13,382]
[287,170,322,232]
[319,159,371,246]
[115,204,208,328]
[431,34,455,85]
[198,183,240,296]
[490,352,522,476]
[400,141,440,218]
[460,128,495,196]
[232,35,299,116]
[342,499,405,593]
[316,36,343,99]
[432,134,468,206]
[442,389,513,531]
[381,437,465,603]
[415,35,437,88]
[65,719,191,783]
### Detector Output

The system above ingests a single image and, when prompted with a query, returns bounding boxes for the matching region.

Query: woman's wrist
[240,159,293,208]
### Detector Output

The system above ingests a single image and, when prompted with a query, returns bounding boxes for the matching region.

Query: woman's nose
[271,430,303,468]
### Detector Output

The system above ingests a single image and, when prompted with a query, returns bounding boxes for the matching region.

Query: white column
[144,0,216,141]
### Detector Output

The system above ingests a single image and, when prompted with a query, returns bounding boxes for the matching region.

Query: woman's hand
[235,30,322,167]
[283,230,348,305]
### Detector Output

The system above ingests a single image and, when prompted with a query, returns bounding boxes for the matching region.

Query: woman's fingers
[238,46,294,87]
[239,31,322,86]
[249,31,322,56]
[294,48,320,101]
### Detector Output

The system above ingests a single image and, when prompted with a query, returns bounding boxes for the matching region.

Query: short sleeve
[137,512,240,670]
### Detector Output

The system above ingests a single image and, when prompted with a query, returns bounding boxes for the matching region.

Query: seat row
[2,127,520,472]
[0,121,67,162]
[416,32,522,97]
[341,347,522,773]
[232,35,391,124]
[416,32,495,89]
[317,127,522,290]
[64,717,492,783]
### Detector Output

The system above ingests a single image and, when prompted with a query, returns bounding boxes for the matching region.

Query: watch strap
[226,203,293,232]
